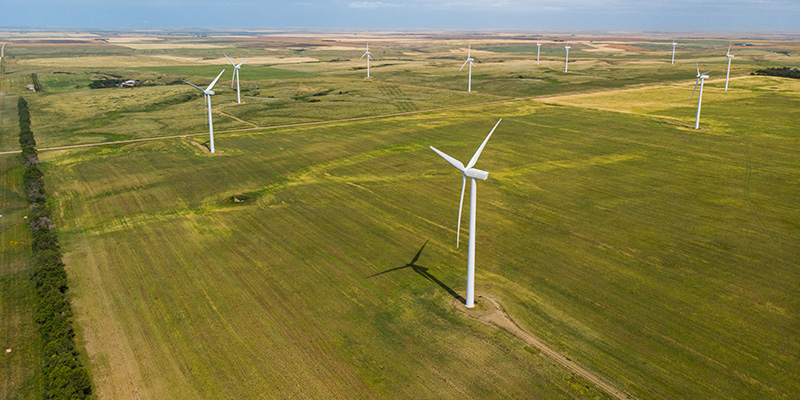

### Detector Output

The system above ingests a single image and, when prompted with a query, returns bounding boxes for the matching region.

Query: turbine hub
[206,90,215,95]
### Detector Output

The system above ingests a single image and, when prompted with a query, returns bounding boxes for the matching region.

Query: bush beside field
[17,97,93,400]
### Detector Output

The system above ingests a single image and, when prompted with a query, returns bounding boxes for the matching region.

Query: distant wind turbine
[564,43,570,72]
[536,40,541,65]
[224,54,247,104]
[690,60,711,130]
[671,41,677,64]
[183,69,225,153]
[429,118,502,308]
[724,44,735,91]
[460,43,476,92]
[360,43,372,78]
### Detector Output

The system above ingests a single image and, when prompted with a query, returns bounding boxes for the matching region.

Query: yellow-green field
[1,32,799,399]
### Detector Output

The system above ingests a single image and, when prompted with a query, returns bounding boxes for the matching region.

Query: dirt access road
[455,295,634,400]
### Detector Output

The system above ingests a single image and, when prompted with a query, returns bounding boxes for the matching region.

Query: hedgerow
[18,96,93,399]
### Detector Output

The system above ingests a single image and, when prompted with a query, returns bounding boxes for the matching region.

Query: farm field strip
[0,95,530,155]
[0,75,760,156]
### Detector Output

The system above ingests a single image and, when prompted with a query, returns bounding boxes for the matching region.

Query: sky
[2,0,799,32]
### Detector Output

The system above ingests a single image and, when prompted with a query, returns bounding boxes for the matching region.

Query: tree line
[752,67,800,79]
[17,97,93,399]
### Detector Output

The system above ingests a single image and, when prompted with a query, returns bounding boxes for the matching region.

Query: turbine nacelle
[464,168,488,180]
[205,90,215,95]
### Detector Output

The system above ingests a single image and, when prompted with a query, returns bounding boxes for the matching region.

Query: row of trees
[30,73,44,92]
[752,67,800,79]
[18,97,93,399]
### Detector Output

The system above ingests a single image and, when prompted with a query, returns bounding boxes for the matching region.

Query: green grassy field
[132,64,315,80]
[2,36,796,153]
[2,33,799,399]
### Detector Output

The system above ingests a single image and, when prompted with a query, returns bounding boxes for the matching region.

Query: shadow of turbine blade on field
[368,240,466,303]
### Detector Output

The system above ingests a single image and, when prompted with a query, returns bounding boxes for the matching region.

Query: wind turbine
[690,60,711,130]
[360,43,372,78]
[429,118,502,308]
[224,54,247,104]
[724,44,734,91]
[460,43,476,92]
[183,69,225,153]
[671,41,677,64]
[536,40,541,65]
[564,43,570,72]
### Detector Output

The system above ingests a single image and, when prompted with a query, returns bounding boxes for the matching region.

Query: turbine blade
[360,52,367,60]
[224,54,235,66]
[182,80,205,92]
[470,61,476,67]
[409,240,428,265]
[206,69,226,91]
[456,175,466,248]
[430,146,466,172]
[695,59,700,76]
[231,70,235,88]
[701,70,712,76]
[459,59,469,71]
[690,78,699,100]
[727,44,731,55]
[466,118,502,169]
[237,60,248,67]
[368,54,372,60]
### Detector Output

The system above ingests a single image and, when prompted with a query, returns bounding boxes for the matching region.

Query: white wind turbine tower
[460,43,476,92]
[691,60,711,130]
[564,43,570,72]
[183,69,225,153]
[671,41,677,64]
[360,43,372,78]
[429,118,502,308]
[224,54,247,104]
[536,40,541,65]
[724,44,735,91]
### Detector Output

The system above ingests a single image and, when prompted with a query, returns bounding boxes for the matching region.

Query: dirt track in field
[455,295,635,400]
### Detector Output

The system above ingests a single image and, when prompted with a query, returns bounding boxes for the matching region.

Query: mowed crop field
[25,75,796,399]
[5,36,798,152]
[2,34,800,399]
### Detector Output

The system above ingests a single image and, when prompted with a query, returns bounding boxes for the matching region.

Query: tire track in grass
[740,132,778,243]
[456,296,635,400]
